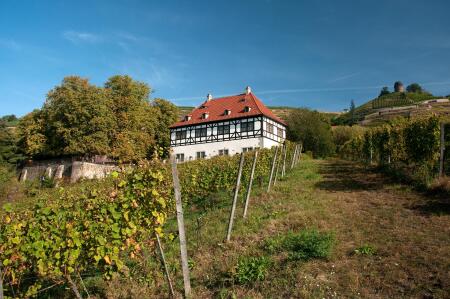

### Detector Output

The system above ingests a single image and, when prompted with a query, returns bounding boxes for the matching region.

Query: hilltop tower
[394,81,404,93]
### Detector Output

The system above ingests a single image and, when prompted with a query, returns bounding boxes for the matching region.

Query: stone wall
[70,161,118,182]
[19,161,118,183]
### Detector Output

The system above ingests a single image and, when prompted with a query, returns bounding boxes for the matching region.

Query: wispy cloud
[328,72,361,83]
[0,38,21,51]
[62,31,103,44]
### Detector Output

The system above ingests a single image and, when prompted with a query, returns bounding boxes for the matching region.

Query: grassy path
[123,158,450,298]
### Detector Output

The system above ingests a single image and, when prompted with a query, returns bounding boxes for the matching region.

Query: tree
[17,75,177,162]
[0,115,23,165]
[286,108,335,158]
[349,99,356,124]
[406,83,423,93]
[379,86,390,97]
[105,75,158,161]
[18,109,47,158]
[41,76,114,157]
[152,98,180,157]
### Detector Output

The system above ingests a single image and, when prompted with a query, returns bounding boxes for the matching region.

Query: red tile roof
[170,92,287,128]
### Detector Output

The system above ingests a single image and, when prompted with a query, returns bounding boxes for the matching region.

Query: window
[242,147,253,153]
[196,151,206,159]
[217,124,230,135]
[195,128,207,137]
[175,131,187,140]
[176,153,185,162]
[240,121,254,132]
[218,149,229,156]
[267,123,274,134]
[278,128,285,138]
[244,106,251,112]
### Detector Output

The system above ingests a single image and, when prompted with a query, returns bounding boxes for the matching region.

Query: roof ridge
[250,93,265,114]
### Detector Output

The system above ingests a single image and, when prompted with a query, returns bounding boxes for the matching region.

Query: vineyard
[340,115,450,184]
[0,142,301,298]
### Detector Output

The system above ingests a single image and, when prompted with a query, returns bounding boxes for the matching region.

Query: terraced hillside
[336,92,450,126]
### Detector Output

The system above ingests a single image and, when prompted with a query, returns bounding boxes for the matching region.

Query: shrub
[232,256,270,285]
[354,244,376,256]
[282,229,334,261]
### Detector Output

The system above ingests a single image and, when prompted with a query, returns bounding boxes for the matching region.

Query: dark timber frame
[170,116,285,147]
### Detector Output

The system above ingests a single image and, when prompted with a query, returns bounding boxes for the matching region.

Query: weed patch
[265,229,334,261]
[354,244,376,256]
[231,256,271,285]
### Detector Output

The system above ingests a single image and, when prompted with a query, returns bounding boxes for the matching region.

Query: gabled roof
[170,92,287,128]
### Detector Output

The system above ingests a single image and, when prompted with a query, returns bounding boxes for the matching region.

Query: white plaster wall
[172,136,284,161]
[172,137,264,161]
[261,137,281,149]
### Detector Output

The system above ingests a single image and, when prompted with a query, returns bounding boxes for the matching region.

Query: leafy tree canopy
[286,108,335,158]
[379,86,390,97]
[406,83,423,93]
[18,75,178,162]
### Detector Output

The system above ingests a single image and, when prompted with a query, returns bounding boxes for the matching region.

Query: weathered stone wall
[70,161,118,183]
[19,161,117,183]
[20,163,72,182]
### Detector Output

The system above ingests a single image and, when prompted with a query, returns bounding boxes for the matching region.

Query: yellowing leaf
[104,255,112,265]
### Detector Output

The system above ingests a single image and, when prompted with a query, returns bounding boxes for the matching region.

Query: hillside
[335,92,450,126]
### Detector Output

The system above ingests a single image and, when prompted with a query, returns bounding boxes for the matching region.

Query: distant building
[394,81,404,93]
[169,86,287,162]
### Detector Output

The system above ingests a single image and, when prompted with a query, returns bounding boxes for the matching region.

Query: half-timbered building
[170,86,287,162]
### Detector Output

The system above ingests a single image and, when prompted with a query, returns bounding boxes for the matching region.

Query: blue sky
[1,0,450,116]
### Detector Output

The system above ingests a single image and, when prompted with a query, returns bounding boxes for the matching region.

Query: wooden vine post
[170,155,192,298]
[281,143,287,177]
[274,148,281,186]
[226,153,245,241]
[297,143,303,165]
[267,146,279,192]
[290,144,298,170]
[156,233,175,298]
[243,150,258,218]
[439,123,445,177]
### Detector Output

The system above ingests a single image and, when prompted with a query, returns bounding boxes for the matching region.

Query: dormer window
[244,106,251,112]
[184,115,192,121]
[202,112,209,119]
[224,109,231,116]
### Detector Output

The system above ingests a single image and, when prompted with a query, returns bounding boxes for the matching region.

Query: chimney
[245,86,252,95]
[207,93,213,101]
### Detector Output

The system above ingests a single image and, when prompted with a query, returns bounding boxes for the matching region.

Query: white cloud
[62,31,102,44]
